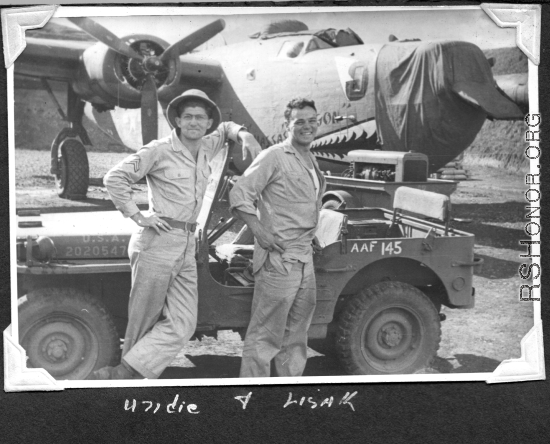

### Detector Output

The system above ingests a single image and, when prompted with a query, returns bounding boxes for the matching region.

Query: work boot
[88,361,142,380]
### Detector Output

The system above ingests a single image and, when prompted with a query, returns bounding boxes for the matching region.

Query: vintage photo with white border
[3,4,543,391]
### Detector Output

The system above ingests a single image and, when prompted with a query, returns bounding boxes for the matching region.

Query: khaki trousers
[122,227,197,379]
[240,259,317,378]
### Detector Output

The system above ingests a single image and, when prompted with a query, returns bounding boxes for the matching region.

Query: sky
[55,6,516,51]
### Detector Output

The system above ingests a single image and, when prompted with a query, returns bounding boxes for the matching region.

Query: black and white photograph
[4,4,543,390]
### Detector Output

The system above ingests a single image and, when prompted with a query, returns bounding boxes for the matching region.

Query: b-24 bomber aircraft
[15,17,526,199]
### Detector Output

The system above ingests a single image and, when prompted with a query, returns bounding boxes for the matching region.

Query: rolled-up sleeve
[103,146,159,218]
[229,149,278,216]
[203,121,244,160]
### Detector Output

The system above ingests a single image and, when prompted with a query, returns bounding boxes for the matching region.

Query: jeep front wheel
[18,288,120,380]
[336,282,441,375]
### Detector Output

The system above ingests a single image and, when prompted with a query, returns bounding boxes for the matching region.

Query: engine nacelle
[72,35,183,109]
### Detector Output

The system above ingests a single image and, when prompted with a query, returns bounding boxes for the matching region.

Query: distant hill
[484,46,528,75]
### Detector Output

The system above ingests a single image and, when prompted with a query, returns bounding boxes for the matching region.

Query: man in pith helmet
[93,89,261,379]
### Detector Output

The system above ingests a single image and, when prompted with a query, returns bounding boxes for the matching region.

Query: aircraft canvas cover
[374,40,523,171]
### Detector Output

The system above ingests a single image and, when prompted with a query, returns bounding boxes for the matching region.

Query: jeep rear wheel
[55,138,89,200]
[336,282,441,375]
[18,288,120,380]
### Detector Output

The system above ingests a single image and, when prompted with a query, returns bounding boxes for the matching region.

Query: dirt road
[14,149,534,377]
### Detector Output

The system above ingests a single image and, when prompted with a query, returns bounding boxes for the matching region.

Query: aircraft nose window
[279,41,305,58]
[306,40,319,53]
[345,63,368,100]
[351,67,365,92]
[304,37,332,54]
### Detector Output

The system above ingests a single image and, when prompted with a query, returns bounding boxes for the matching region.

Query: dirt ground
[14,149,534,377]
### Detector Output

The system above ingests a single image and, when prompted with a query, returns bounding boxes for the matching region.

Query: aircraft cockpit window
[278,41,305,58]
[305,37,333,54]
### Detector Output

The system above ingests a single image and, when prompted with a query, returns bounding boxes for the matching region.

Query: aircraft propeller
[159,19,226,62]
[68,17,144,60]
[141,74,159,145]
[68,17,226,144]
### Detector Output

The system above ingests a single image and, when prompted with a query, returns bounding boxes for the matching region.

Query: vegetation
[484,47,528,75]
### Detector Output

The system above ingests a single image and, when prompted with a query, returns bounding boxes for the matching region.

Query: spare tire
[322,199,342,210]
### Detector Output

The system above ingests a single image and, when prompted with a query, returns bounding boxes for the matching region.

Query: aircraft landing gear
[55,138,89,200]
[44,81,92,200]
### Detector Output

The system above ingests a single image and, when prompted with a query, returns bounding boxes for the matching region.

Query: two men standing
[230,98,326,377]
[96,89,323,379]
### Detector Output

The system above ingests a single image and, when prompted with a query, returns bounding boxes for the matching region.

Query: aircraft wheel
[18,288,121,380]
[322,199,342,210]
[336,281,441,375]
[55,139,89,200]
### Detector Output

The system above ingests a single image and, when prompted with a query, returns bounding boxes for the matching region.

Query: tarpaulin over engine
[374,40,523,172]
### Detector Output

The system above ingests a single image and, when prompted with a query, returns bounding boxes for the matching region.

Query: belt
[160,217,197,232]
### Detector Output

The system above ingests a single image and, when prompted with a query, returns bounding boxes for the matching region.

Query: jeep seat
[315,209,346,247]
[392,186,451,234]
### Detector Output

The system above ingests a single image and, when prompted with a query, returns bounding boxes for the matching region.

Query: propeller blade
[141,75,158,145]
[160,18,225,62]
[68,17,144,60]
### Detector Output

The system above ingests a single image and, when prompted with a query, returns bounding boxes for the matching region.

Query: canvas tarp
[374,40,523,171]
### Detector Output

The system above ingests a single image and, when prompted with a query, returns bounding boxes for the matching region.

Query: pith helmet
[166,89,221,135]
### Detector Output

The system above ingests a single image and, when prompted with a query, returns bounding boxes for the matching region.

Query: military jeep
[15,150,481,379]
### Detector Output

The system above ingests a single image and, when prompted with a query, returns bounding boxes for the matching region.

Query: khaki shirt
[104,123,243,222]
[229,140,326,274]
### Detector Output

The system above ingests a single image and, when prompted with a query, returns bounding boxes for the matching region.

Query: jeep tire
[55,138,89,200]
[336,281,441,375]
[18,288,120,380]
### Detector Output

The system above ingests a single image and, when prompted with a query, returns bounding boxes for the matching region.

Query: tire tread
[56,139,89,199]
[335,281,441,375]
[18,288,120,380]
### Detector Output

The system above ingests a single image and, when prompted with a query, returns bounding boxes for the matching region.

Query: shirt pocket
[283,172,312,203]
[163,168,191,199]
[164,169,191,181]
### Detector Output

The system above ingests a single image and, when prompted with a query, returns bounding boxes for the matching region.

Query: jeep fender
[321,190,358,209]
[338,257,450,309]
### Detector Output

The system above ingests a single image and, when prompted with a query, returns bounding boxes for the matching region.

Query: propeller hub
[117,39,172,90]
[143,56,163,73]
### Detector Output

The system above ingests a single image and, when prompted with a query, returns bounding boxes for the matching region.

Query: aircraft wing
[15,37,93,82]
[493,73,528,113]
[175,53,225,92]
[16,49,226,93]
[452,69,525,121]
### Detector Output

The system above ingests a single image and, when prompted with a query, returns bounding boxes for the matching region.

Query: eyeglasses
[292,118,319,127]
[180,114,210,123]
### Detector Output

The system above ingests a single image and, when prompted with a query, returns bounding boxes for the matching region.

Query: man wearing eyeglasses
[230,98,326,378]
[93,89,261,379]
